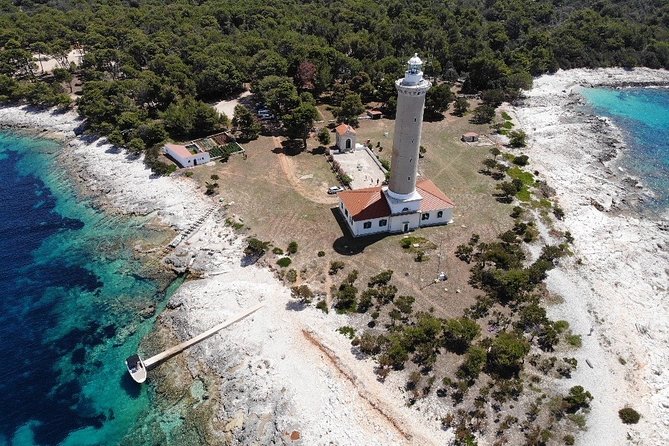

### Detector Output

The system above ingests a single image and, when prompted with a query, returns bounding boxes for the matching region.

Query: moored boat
[125,354,147,383]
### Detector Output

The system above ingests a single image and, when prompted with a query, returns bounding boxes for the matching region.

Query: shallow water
[0,132,179,445]
[581,87,669,210]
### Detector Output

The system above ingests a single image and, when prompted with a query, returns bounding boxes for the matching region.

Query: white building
[164,143,210,168]
[337,54,454,237]
[334,123,356,152]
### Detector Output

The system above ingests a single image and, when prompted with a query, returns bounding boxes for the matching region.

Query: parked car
[327,186,344,194]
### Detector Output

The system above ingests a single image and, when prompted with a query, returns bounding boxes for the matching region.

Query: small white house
[335,123,356,153]
[164,143,210,168]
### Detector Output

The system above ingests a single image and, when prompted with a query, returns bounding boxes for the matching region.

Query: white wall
[388,213,420,233]
[165,147,211,168]
[418,208,453,227]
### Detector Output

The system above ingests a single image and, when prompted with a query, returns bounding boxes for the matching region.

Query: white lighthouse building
[338,54,454,237]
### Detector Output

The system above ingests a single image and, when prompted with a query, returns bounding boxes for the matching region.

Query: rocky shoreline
[0,105,449,445]
[509,67,669,445]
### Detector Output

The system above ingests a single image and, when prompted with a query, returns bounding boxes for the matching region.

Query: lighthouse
[387,53,431,205]
[336,54,454,237]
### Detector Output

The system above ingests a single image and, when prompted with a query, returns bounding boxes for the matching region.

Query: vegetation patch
[618,407,641,424]
[276,257,292,268]
[400,236,437,254]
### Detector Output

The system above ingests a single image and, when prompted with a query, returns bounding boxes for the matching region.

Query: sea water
[581,87,669,210]
[0,132,181,445]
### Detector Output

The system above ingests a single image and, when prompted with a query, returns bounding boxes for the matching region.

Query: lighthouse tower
[336,54,454,237]
[385,54,431,214]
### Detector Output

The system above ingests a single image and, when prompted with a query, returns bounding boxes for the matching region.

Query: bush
[513,154,529,166]
[317,250,325,257]
[277,257,292,267]
[334,283,358,312]
[244,238,269,257]
[563,386,593,413]
[563,434,575,445]
[184,171,194,177]
[329,260,345,275]
[566,334,582,348]
[368,270,393,287]
[272,247,284,255]
[457,346,487,382]
[443,318,481,353]
[287,241,298,254]
[315,300,328,313]
[337,326,356,339]
[488,331,530,377]
[618,407,641,424]
[291,284,314,302]
[285,269,298,283]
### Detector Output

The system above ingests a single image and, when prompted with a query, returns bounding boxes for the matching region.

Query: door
[403,223,409,233]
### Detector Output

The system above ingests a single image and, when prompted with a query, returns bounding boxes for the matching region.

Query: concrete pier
[127,303,264,383]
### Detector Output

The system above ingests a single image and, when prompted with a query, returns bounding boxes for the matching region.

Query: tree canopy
[1,0,666,170]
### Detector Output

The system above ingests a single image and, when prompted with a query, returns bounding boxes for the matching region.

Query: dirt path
[273,136,339,205]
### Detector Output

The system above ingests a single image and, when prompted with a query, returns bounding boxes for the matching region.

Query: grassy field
[186,100,516,320]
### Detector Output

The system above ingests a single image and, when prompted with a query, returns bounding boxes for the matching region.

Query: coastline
[0,105,450,444]
[509,67,669,445]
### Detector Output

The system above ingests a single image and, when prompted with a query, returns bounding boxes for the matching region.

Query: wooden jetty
[126,303,264,383]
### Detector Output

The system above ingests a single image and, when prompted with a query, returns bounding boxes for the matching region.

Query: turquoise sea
[581,87,669,210]
[0,132,182,445]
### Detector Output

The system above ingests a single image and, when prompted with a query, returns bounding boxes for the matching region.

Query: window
[402,207,409,212]
[344,208,348,216]
[437,211,443,218]
[379,219,388,227]
[363,222,372,229]
[422,213,430,221]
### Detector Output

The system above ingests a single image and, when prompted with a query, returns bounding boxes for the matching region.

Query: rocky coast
[0,105,449,445]
[509,68,669,446]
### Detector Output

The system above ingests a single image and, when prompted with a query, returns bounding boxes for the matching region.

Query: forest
[0,0,667,169]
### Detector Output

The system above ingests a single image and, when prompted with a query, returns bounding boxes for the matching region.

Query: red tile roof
[463,131,479,137]
[335,123,356,136]
[338,186,390,221]
[164,143,193,159]
[417,179,455,212]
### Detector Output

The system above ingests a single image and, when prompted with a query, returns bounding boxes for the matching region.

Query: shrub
[184,171,194,177]
[563,434,575,445]
[443,318,481,353]
[563,386,593,413]
[244,238,269,257]
[337,326,356,339]
[566,334,583,348]
[315,300,328,313]
[287,241,298,254]
[329,260,345,275]
[509,130,527,148]
[457,346,487,382]
[334,283,358,313]
[285,269,298,283]
[277,257,292,267]
[368,270,393,287]
[618,407,641,424]
[512,154,529,166]
[272,247,284,255]
[357,289,377,313]
[488,331,530,377]
[395,295,415,315]
[317,250,325,257]
[358,331,380,355]
[291,284,314,302]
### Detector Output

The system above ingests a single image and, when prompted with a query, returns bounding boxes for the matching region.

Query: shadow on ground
[330,208,387,255]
